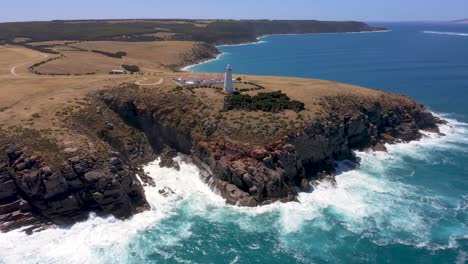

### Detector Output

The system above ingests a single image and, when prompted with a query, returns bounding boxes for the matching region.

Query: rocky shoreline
[0,80,444,233]
[101,90,443,207]
[0,143,150,233]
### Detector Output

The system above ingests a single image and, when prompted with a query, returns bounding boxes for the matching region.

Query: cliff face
[101,89,442,207]
[191,100,441,206]
[178,42,220,69]
[0,142,149,233]
[0,81,442,232]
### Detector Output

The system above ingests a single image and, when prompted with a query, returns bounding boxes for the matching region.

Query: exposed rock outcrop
[0,82,443,232]
[0,145,149,233]
[101,89,442,207]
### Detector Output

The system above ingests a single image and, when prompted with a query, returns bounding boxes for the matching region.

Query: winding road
[135,77,164,86]
[0,46,49,77]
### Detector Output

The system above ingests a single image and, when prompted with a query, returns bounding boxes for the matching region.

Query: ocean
[1,22,467,264]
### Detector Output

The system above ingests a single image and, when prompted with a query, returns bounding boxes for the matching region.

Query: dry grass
[0,40,406,148]
[35,51,122,74]
[69,41,199,71]
[242,75,388,112]
[0,45,41,75]
[28,41,200,74]
[0,76,131,127]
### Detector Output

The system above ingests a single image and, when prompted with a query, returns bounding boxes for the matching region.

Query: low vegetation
[10,41,60,54]
[91,50,127,58]
[0,20,384,45]
[28,55,64,73]
[224,91,305,113]
[238,82,265,92]
[121,64,140,72]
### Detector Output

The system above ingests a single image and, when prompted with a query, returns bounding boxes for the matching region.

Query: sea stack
[224,64,234,93]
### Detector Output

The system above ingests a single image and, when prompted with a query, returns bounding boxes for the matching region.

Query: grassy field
[0,37,401,148]
[69,41,199,71]
[0,45,44,75]
[27,41,204,74]
[35,51,120,75]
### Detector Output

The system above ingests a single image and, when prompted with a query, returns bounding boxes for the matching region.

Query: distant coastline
[451,19,468,24]
[181,29,392,72]
[179,53,225,72]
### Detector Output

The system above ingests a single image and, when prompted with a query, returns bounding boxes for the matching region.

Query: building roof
[176,74,225,83]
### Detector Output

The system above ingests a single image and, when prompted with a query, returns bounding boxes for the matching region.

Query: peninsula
[0,19,442,233]
[452,19,468,24]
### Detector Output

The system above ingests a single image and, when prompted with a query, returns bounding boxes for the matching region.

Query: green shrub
[91,50,127,58]
[224,90,304,113]
[121,64,140,72]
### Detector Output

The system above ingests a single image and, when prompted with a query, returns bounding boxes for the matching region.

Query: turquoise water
[1,23,467,264]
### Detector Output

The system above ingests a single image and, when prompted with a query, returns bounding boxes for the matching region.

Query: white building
[110,70,125,74]
[224,64,234,93]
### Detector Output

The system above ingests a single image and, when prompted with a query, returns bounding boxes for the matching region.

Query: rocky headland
[0,75,444,232]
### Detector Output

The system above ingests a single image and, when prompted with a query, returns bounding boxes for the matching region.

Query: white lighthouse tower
[224,64,234,93]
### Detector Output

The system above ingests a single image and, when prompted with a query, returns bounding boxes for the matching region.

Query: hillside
[0,19,385,45]
[452,19,468,24]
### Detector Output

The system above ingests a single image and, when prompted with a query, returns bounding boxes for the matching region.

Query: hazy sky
[1,0,467,23]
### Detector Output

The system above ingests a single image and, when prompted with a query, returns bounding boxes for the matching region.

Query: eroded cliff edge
[0,77,444,232]
[99,81,443,207]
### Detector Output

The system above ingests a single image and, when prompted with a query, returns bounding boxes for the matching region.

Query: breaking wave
[180,52,229,72]
[423,31,468,37]
[0,115,467,263]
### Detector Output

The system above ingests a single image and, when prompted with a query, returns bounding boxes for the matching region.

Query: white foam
[217,40,267,48]
[0,204,166,263]
[179,53,227,72]
[423,31,468,37]
[258,30,391,39]
[1,115,466,262]
[0,157,218,264]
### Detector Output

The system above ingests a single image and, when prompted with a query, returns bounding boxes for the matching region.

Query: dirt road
[135,77,164,86]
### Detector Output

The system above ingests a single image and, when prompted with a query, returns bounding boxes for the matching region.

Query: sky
[1,0,467,23]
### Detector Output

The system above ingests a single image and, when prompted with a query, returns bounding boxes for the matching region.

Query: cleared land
[0,45,46,76]
[35,51,121,75]
[31,41,201,74]
[0,45,135,137]
[0,38,401,148]
[69,41,199,70]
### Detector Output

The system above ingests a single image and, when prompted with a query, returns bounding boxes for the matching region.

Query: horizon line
[0,18,466,24]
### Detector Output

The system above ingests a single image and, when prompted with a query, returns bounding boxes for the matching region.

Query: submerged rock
[159,147,180,171]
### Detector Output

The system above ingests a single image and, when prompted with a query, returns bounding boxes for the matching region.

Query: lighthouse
[224,64,234,93]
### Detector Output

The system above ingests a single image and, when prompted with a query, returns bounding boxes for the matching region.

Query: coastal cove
[0,22,467,264]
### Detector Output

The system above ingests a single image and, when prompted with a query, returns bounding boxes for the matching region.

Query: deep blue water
[191,22,468,122]
[1,23,467,264]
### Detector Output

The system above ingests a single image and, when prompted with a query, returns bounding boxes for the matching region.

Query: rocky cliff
[0,79,444,232]
[100,86,443,207]
[0,141,149,233]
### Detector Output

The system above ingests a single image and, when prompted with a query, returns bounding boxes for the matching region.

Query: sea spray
[1,117,466,263]
[423,31,468,37]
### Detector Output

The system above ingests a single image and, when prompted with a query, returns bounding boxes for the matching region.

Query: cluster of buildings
[175,64,235,93]
[174,74,224,86]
